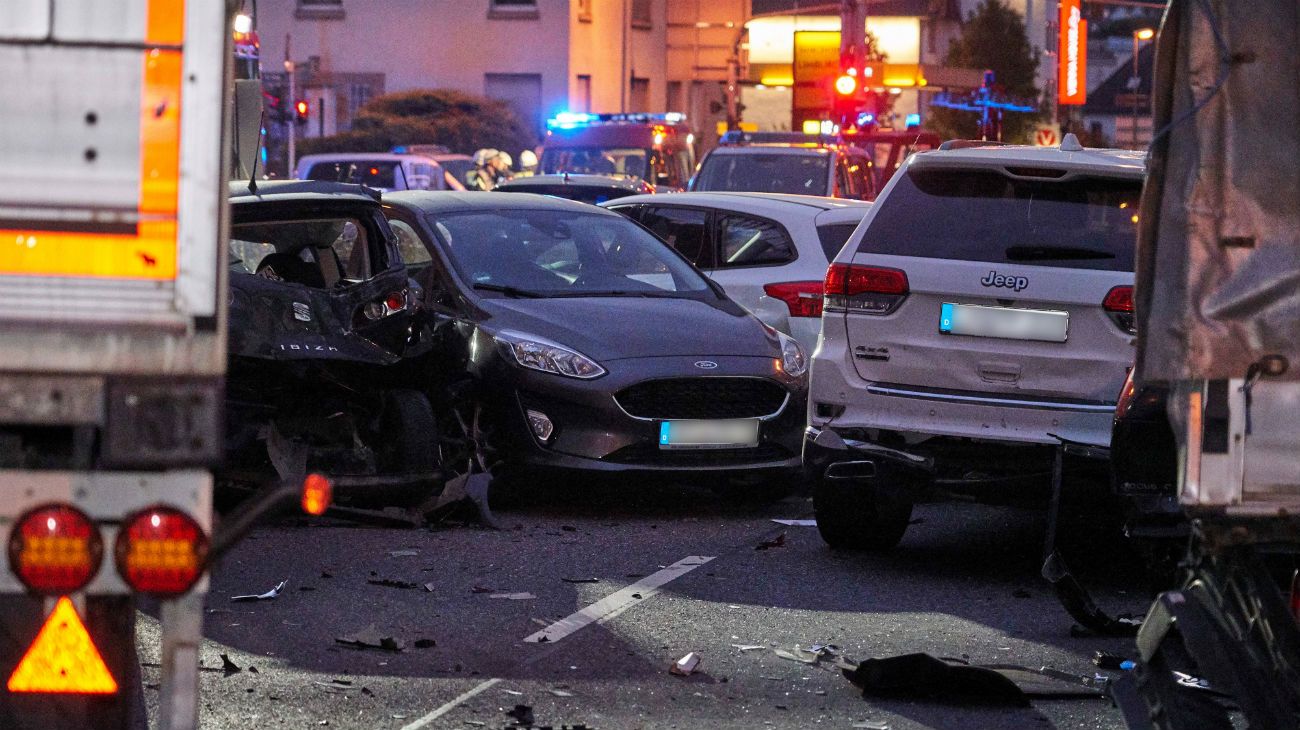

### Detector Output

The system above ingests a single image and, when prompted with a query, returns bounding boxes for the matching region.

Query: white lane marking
[523,555,715,644]
[400,677,501,730]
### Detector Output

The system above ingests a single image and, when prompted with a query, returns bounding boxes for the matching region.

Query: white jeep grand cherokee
[805,135,1144,550]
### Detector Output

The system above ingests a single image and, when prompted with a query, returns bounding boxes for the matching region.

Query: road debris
[670,652,702,676]
[549,688,575,697]
[388,549,419,557]
[489,592,537,600]
[231,579,287,602]
[313,679,359,693]
[852,721,890,729]
[219,653,241,676]
[503,689,524,696]
[731,644,766,652]
[505,704,534,725]
[367,577,420,590]
[413,638,436,649]
[770,519,817,526]
[561,577,600,583]
[841,652,1108,706]
[774,644,838,665]
[755,533,786,550]
[423,582,436,592]
[470,585,494,594]
[334,625,405,652]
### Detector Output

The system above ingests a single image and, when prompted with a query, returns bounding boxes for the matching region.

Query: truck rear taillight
[763,281,825,318]
[1104,285,1136,334]
[7,505,103,595]
[114,507,208,597]
[823,263,908,315]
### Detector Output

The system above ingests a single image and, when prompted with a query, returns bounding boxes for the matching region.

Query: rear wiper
[471,282,547,298]
[1005,245,1116,261]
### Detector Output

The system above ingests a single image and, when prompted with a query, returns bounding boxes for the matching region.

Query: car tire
[380,389,439,502]
[812,476,913,551]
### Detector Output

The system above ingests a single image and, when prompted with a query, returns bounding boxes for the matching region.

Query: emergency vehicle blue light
[548,112,594,129]
[391,145,408,153]
[905,113,921,128]
[857,112,875,126]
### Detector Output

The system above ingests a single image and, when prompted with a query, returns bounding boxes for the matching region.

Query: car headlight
[495,331,606,379]
[777,331,808,378]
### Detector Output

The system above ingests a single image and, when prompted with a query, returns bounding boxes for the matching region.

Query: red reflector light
[824,263,909,296]
[1103,285,1134,313]
[114,507,208,598]
[8,505,103,595]
[302,473,333,516]
[763,281,824,318]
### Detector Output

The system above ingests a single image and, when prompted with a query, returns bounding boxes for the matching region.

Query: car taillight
[1104,285,1136,334]
[7,505,103,595]
[823,263,909,315]
[114,506,208,597]
[763,281,824,318]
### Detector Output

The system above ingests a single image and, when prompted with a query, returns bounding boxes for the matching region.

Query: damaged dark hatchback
[381,192,808,500]
[223,181,440,502]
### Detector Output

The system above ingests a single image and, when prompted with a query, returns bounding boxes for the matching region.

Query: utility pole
[285,34,296,175]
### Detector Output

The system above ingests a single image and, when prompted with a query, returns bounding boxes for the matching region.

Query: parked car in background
[381,191,808,502]
[541,112,696,191]
[496,173,654,205]
[224,181,440,504]
[690,132,876,200]
[296,152,448,192]
[806,135,1145,550]
[390,145,475,190]
[605,192,871,355]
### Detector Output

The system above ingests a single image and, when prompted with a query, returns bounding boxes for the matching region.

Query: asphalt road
[139,478,1154,729]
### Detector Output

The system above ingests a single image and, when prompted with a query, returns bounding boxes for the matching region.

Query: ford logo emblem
[694,360,718,370]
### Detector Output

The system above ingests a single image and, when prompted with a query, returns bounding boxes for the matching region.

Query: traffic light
[834,72,857,97]
[294,99,309,125]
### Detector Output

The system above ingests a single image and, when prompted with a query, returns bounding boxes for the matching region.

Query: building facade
[255,0,675,142]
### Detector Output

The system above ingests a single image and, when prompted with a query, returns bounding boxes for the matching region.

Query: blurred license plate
[659,420,760,449]
[939,302,1068,343]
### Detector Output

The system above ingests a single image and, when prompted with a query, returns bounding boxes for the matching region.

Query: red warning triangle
[7,596,118,694]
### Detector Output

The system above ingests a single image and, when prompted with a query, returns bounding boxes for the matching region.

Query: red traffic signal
[834,74,857,96]
[295,99,309,117]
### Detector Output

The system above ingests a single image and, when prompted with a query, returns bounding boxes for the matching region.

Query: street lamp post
[1130,27,1155,148]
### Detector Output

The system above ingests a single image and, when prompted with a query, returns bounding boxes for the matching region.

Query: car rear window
[498,185,637,205]
[694,153,830,195]
[859,168,1143,271]
[306,160,400,189]
[816,223,859,261]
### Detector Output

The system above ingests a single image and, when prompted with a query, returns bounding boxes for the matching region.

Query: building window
[575,75,592,113]
[630,0,652,29]
[577,0,592,22]
[489,0,539,19]
[629,77,650,112]
[296,0,344,20]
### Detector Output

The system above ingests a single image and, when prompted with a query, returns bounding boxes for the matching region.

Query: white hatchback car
[603,192,872,355]
[806,136,1145,550]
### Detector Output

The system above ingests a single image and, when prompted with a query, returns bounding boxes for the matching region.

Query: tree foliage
[925,0,1043,143]
[298,89,537,158]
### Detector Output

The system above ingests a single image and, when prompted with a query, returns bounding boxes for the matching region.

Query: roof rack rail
[937,139,1013,151]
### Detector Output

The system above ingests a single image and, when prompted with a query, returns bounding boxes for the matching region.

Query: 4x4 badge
[980,271,1029,292]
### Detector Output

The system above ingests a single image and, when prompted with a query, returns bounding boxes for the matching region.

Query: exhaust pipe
[824,460,878,480]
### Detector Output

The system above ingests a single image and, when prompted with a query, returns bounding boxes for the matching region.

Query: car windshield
[860,168,1143,271]
[694,152,831,194]
[305,160,402,189]
[427,209,711,297]
[540,147,648,178]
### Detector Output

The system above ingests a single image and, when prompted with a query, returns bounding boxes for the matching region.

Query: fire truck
[0,2,308,728]
[540,112,697,191]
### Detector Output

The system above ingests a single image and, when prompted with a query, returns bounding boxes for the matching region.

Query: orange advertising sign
[1058,0,1087,105]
